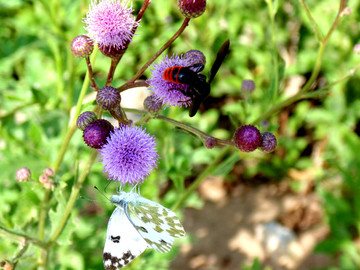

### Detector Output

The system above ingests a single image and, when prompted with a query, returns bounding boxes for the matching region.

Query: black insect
[162,40,230,117]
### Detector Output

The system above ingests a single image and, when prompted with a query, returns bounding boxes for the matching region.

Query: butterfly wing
[125,196,185,253]
[103,207,148,270]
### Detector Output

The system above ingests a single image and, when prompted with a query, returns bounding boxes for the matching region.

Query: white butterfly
[103,191,186,269]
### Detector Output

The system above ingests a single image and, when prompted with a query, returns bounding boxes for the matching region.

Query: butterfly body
[103,192,185,269]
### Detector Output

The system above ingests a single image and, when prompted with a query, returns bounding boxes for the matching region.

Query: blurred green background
[1,0,360,269]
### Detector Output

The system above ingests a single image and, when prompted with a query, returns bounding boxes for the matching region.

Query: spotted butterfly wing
[103,207,147,269]
[124,194,186,253]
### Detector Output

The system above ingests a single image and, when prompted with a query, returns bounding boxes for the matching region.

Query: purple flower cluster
[83,0,139,53]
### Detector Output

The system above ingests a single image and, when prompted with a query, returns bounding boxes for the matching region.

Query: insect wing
[208,40,230,84]
[103,207,147,270]
[125,197,185,253]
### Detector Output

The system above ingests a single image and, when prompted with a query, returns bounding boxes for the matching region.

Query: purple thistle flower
[147,54,195,108]
[83,0,139,53]
[99,125,159,185]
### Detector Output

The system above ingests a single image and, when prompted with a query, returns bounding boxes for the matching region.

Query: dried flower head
[178,0,206,18]
[96,86,121,110]
[71,35,94,58]
[260,132,277,153]
[83,119,114,149]
[234,125,261,152]
[77,111,98,131]
[16,167,31,182]
[147,54,195,107]
[99,125,159,185]
[83,0,139,55]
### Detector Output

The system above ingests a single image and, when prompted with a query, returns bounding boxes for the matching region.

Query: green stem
[0,225,47,249]
[48,150,98,245]
[299,0,324,41]
[38,189,51,241]
[172,147,231,211]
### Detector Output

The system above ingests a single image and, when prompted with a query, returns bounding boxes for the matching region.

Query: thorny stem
[172,146,231,211]
[121,17,191,88]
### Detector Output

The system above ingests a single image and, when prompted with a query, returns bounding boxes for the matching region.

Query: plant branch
[122,17,191,87]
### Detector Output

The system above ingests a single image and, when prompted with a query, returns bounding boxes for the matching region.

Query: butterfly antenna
[94,185,111,201]
[208,39,230,85]
[103,181,111,194]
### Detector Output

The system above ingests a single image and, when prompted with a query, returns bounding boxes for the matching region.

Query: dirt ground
[171,176,333,270]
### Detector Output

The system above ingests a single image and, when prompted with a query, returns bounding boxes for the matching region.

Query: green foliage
[1,0,360,269]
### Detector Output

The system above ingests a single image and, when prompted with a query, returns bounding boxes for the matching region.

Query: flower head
[185,50,206,67]
[83,119,114,149]
[71,35,94,58]
[233,125,261,152]
[16,167,31,182]
[147,54,195,107]
[260,132,277,153]
[77,111,97,130]
[143,95,163,114]
[241,80,255,92]
[96,86,121,110]
[99,125,159,185]
[83,0,139,54]
[178,0,206,18]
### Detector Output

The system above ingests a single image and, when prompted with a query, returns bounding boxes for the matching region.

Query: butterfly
[103,191,186,269]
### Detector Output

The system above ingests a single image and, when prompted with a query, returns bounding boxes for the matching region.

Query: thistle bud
[233,125,261,152]
[260,132,277,153]
[77,111,97,131]
[143,95,163,114]
[204,137,216,149]
[241,80,255,92]
[71,35,94,58]
[43,168,54,177]
[16,167,31,182]
[83,119,114,149]
[96,86,121,110]
[178,0,206,18]
[185,50,206,66]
